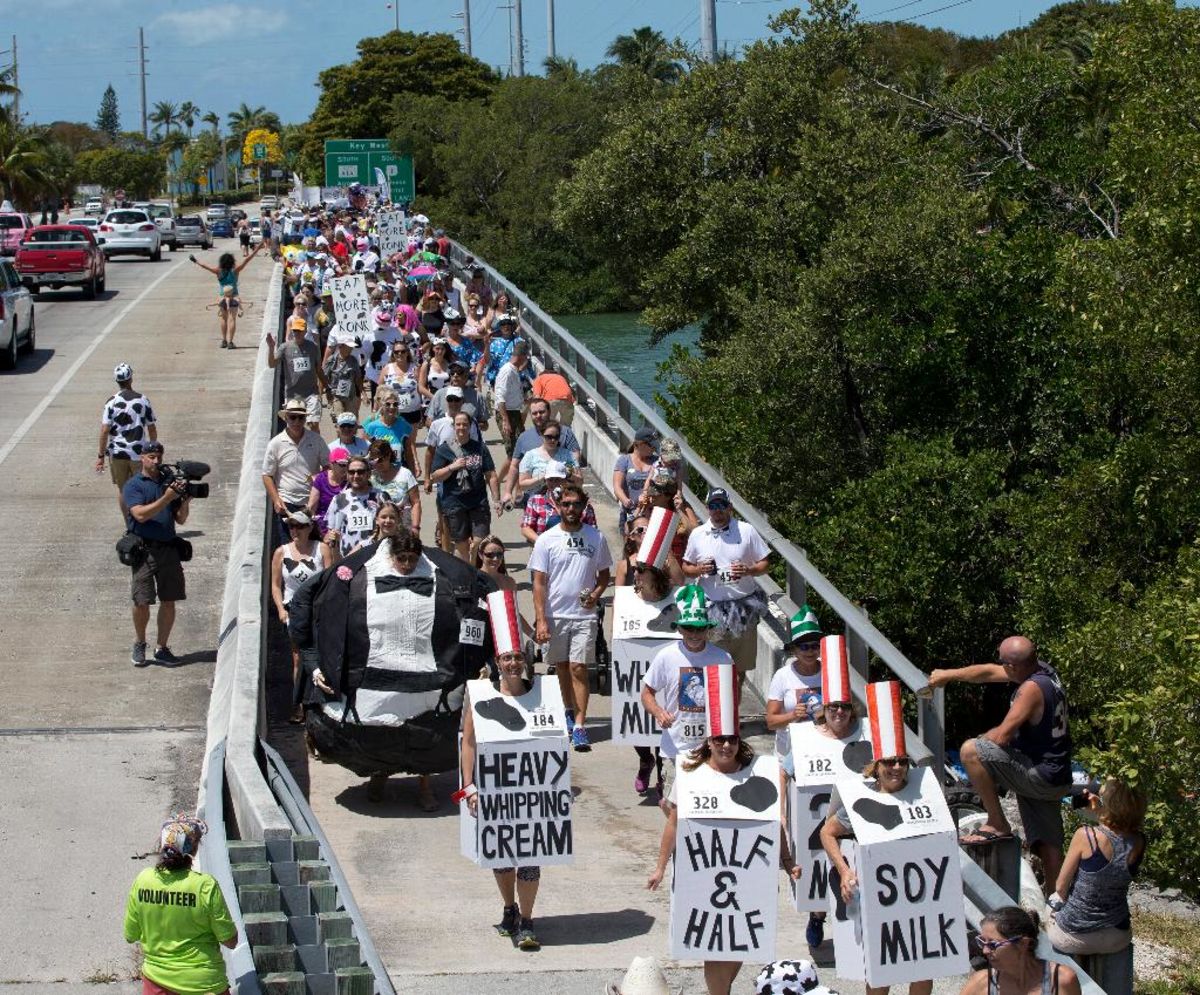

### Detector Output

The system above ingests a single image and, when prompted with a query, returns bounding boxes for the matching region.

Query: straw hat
[605,956,676,995]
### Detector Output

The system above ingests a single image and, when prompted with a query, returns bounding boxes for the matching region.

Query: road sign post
[323,140,416,204]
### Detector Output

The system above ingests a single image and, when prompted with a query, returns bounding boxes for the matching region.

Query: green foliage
[75,147,165,199]
[178,132,221,189]
[95,84,120,139]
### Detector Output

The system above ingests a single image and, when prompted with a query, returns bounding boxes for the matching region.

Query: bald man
[929,635,1072,890]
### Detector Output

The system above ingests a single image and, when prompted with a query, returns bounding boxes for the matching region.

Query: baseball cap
[336,412,358,427]
[446,386,464,399]
[142,441,165,455]
[634,426,660,445]
[706,487,730,506]
[329,446,351,464]
[543,460,569,480]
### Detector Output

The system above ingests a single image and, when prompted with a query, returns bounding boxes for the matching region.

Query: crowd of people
[119,194,1150,995]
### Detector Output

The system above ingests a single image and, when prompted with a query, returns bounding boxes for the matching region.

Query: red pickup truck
[0,212,33,256]
[15,224,107,298]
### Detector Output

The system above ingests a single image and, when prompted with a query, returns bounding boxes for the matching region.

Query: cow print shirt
[102,390,156,460]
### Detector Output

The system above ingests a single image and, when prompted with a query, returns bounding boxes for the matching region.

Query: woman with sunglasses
[379,342,424,427]
[614,426,659,532]
[419,338,456,410]
[271,510,332,722]
[368,438,421,536]
[960,906,1080,995]
[517,424,579,495]
[473,535,517,595]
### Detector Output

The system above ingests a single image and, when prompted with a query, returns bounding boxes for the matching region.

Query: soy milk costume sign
[610,585,677,746]
[329,275,371,341]
[670,666,781,962]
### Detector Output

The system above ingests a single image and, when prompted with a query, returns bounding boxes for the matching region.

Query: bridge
[201,244,1114,995]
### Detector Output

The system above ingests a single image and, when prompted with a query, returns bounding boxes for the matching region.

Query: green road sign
[252,143,267,161]
[323,139,416,203]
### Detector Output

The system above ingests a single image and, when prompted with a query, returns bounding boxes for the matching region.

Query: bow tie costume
[304,542,497,777]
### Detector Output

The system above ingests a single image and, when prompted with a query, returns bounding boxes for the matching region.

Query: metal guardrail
[447,239,945,775]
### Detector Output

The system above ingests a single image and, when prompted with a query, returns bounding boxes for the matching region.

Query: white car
[97,208,162,260]
[260,195,277,212]
[84,199,104,216]
[0,257,34,369]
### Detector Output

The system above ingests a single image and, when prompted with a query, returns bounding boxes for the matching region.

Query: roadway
[0,215,272,993]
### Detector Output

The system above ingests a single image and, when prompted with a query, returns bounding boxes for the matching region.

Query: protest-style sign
[376,210,405,258]
[786,722,870,912]
[611,586,679,747]
[670,753,781,962]
[328,274,371,342]
[828,765,968,987]
[460,677,572,870]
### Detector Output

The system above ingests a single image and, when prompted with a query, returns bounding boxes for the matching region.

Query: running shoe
[516,919,540,951]
[219,340,228,349]
[806,912,825,947]
[635,758,654,794]
[564,708,575,733]
[131,641,147,667]
[571,726,591,752]
[495,903,519,937]
[153,645,180,666]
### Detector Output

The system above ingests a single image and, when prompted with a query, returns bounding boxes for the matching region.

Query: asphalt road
[0,215,272,987]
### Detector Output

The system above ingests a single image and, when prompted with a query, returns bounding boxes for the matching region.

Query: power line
[865,0,929,17]
[898,0,975,23]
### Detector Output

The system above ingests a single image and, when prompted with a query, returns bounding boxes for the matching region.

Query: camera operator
[123,442,191,668]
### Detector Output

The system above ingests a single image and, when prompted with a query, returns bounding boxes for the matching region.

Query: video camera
[160,459,212,500]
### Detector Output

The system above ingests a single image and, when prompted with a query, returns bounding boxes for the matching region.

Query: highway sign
[252,143,267,161]
[323,139,415,203]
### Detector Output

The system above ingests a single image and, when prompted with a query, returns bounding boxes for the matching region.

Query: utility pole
[138,27,148,139]
[499,3,514,75]
[453,0,472,56]
[10,36,17,122]
[700,0,717,62]
[546,0,555,62]
[514,0,524,76]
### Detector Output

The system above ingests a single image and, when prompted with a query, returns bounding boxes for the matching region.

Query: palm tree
[543,55,581,81]
[605,27,681,84]
[201,110,220,136]
[149,100,179,137]
[178,101,199,137]
[0,115,47,207]
[226,103,281,148]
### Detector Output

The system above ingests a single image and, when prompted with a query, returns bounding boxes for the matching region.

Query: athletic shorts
[302,393,322,423]
[547,616,598,665]
[110,456,137,488]
[443,504,490,542]
[972,736,1066,850]
[710,623,759,673]
[131,539,186,605]
[493,865,541,881]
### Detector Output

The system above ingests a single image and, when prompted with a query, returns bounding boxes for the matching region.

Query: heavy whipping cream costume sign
[787,721,872,913]
[328,274,371,342]
[610,585,680,746]
[460,678,573,869]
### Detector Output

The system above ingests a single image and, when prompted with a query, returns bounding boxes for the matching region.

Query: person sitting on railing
[681,488,771,690]
[928,636,1072,891]
[959,906,1081,995]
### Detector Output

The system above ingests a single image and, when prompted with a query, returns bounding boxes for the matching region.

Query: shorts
[493,865,541,882]
[500,409,525,456]
[300,393,321,423]
[548,399,574,426]
[710,622,759,673]
[443,504,490,542]
[110,456,137,488]
[328,395,360,420]
[239,232,251,246]
[399,409,423,426]
[972,736,1066,849]
[547,616,598,665]
[1046,916,1131,956]
[131,539,186,605]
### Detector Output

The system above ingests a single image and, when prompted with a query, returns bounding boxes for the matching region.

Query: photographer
[123,442,191,668]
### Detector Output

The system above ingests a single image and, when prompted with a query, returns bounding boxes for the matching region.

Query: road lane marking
[0,260,184,468]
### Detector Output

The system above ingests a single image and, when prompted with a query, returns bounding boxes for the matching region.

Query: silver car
[0,257,35,369]
[97,208,162,260]
[175,215,212,249]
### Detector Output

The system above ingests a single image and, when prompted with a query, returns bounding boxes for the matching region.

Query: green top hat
[674,584,716,629]
[787,604,822,645]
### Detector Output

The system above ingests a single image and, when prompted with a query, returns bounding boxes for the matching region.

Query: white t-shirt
[642,641,731,756]
[494,361,525,412]
[767,664,823,757]
[424,416,480,449]
[683,519,771,601]
[528,524,613,622]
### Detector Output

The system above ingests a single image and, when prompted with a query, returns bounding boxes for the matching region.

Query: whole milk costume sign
[610,585,679,746]
[329,275,371,342]
[787,720,871,913]
[460,677,573,869]
[828,765,969,987]
[670,753,782,962]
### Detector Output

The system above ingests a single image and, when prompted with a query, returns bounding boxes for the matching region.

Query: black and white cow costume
[303,539,496,776]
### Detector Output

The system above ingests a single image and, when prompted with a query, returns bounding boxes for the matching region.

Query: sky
[3,0,1126,131]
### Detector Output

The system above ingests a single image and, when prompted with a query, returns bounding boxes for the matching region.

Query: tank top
[217,269,238,295]
[1013,663,1071,785]
[425,362,451,395]
[383,363,422,413]
[988,962,1058,995]
[281,543,322,606]
[1055,825,1138,933]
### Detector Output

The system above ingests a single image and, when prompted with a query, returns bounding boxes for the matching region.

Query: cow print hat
[754,960,820,995]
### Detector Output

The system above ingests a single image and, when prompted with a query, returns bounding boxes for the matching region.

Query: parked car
[206,202,230,223]
[260,195,278,213]
[147,202,178,252]
[15,224,107,299]
[210,218,234,238]
[84,198,105,216]
[71,217,100,231]
[0,213,34,256]
[97,208,162,260]
[0,257,35,369]
[175,215,212,250]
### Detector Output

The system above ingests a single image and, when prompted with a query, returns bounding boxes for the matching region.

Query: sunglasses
[979,937,1020,953]
[879,757,911,768]
[482,550,504,559]
[707,501,730,511]
[347,468,370,475]
[825,701,854,712]
[794,640,820,652]
[558,499,584,508]
[285,414,305,422]
[630,525,647,535]
[543,433,560,441]
[382,403,399,408]
[712,735,739,746]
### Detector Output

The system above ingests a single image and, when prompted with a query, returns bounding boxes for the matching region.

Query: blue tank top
[218,269,238,295]
[1013,663,1071,785]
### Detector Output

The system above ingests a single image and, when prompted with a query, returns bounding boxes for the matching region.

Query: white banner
[466,678,566,743]
[328,275,371,343]
[376,210,405,258]
[462,738,573,869]
[853,833,970,987]
[611,637,664,746]
[787,783,835,913]
[670,817,779,962]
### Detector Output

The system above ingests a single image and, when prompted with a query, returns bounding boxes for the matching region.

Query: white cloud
[155,4,286,44]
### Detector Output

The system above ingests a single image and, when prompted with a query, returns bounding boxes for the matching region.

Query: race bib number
[899,803,938,827]
[349,511,372,531]
[565,535,586,551]
[460,617,485,646]
[717,568,736,583]
[528,707,559,731]
[803,757,834,777]
[681,720,707,740]
[689,793,721,813]
[334,380,352,397]
[293,356,312,373]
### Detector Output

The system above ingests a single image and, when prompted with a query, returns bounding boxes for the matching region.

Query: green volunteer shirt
[124,866,236,995]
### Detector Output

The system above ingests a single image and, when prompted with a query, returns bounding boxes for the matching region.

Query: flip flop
[959,828,1015,845]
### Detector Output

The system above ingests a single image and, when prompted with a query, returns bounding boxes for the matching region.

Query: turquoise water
[555,313,700,411]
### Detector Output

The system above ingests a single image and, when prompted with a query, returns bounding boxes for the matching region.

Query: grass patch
[1136,965,1200,995]
[1134,910,1200,994]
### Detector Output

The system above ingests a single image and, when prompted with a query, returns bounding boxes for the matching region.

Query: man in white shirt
[530,481,612,753]
[682,488,771,683]
[262,397,331,544]
[640,584,734,811]
[493,341,530,482]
